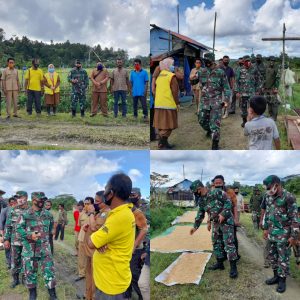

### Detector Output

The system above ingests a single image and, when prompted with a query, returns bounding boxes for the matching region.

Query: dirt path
[150,103,248,150]
[0,118,148,149]
[237,227,300,300]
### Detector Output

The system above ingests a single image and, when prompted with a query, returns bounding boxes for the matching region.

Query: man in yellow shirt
[88,173,135,300]
[24,58,45,116]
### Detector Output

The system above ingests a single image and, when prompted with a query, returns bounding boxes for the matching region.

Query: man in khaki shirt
[110,58,131,118]
[90,61,109,117]
[189,58,202,113]
[1,58,20,119]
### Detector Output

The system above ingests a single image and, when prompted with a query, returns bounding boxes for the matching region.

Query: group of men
[189,54,281,149]
[0,173,150,300]
[189,175,300,294]
[0,57,149,120]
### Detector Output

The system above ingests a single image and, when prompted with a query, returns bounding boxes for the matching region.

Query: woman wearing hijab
[153,57,179,149]
[44,64,60,115]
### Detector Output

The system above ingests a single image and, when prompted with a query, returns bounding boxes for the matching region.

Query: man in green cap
[249,186,264,230]
[4,191,28,288]
[264,56,281,121]
[16,192,57,300]
[68,59,89,118]
[235,55,262,127]
[189,178,238,278]
[262,175,299,293]
[197,52,231,150]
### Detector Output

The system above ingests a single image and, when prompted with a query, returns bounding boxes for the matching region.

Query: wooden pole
[213,12,217,55]
[177,4,180,34]
[282,23,286,115]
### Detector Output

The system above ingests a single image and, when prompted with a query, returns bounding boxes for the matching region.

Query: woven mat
[171,210,208,225]
[155,252,212,286]
[151,225,212,253]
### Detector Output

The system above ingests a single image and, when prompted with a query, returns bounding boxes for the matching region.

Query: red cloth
[74,210,80,232]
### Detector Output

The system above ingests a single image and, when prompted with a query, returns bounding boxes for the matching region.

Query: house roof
[167,179,193,193]
[150,24,213,51]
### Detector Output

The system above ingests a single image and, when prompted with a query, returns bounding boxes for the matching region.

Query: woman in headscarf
[44,64,60,115]
[153,57,179,149]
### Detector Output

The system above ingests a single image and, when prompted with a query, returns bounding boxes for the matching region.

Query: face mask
[239,63,244,66]
[205,60,212,68]
[76,65,81,70]
[169,65,175,73]
[266,185,278,196]
[234,191,239,195]
[94,203,100,212]
[36,199,45,209]
[48,68,55,73]
[34,63,39,68]
[103,189,113,206]
[130,196,139,204]
[244,61,251,68]
[134,65,141,71]
[256,59,262,63]
[223,62,229,66]
[97,64,103,71]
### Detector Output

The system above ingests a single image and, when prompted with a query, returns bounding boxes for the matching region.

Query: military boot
[164,137,174,149]
[29,288,37,300]
[276,276,286,293]
[229,260,238,278]
[206,130,211,138]
[241,117,247,128]
[53,107,57,116]
[71,109,76,118]
[80,109,85,117]
[208,258,225,270]
[266,270,279,285]
[48,288,58,300]
[212,139,219,150]
[11,273,20,288]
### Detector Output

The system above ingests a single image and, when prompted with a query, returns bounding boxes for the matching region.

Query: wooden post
[213,12,217,56]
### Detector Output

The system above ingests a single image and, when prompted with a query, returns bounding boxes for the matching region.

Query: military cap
[0,189,6,196]
[75,59,81,64]
[256,54,262,58]
[16,191,28,197]
[190,180,204,192]
[31,192,46,200]
[263,175,281,188]
[269,56,276,61]
[131,188,141,196]
[243,55,251,61]
[204,52,215,61]
[253,186,259,191]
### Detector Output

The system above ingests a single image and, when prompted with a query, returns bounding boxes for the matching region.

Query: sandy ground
[150,103,248,150]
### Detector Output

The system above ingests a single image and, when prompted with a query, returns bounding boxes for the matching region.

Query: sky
[0,150,150,201]
[0,0,149,57]
[150,0,300,59]
[151,150,300,186]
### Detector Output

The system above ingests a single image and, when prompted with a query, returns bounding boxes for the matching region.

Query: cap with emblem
[243,55,251,61]
[263,175,281,189]
[16,191,28,197]
[256,54,262,59]
[190,180,204,193]
[204,52,215,62]
[31,192,46,200]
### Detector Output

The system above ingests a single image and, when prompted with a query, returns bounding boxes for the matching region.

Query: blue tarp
[184,56,192,95]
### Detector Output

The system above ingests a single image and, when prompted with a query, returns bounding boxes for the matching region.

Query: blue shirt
[130,69,149,97]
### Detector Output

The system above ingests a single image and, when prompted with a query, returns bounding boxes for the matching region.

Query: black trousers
[27,90,42,114]
[233,225,239,255]
[126,248,145,300]
[49,233,54,254]
[54,224,65,240]
[150,107,156,141]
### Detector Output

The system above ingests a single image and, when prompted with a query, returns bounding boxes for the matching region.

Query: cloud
[0,0,149,57]
[151,0,300,58]
[128,168,143,183]
[151,150,300,186]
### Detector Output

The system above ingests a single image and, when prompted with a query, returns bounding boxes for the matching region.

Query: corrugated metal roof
[150,24,213,51]
[167,179,193,192]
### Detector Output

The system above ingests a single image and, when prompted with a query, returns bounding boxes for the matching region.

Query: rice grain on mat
[174,211,208,224]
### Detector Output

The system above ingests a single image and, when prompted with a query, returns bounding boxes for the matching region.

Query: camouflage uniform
[264,58,281,121]
[16,192,56,290]
[235,59,261,120]
[249,188,263,230]
[68,66,89,115]
[263,189,299,278]
[197,57,231,146]
[193,187,237,261]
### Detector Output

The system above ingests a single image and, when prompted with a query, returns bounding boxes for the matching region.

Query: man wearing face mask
[235,55,262,127]
[88,173,135,300]
[68,59,89,117]
[4,191,28,289]
[24,59,45,116]
[197,52,231,150]
[190,177,238,278]
[126,188,148,300]
[16,192,57,300]
[90,61,109,117]
[262,175,299,293]
[264,57,281,121]
[44,64,61,116]
[222,56,235,119]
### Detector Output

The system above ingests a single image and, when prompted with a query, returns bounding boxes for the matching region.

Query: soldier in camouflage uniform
[4,191,28,288]
[190,176,238,278]
[16,192,57,300]
[262,175,299,293]
[249,186,263,230]
[254,54,266,91]
[292,207,300,266]
[264,56,281,121]
[197,53,231,150]
[235,55,262,127]
[68,59,89,117]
